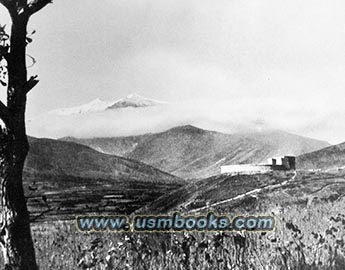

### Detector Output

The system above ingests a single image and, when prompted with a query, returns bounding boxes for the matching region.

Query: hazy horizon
[26,93,337,145]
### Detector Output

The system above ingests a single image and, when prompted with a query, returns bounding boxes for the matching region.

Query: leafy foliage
[0,24,9,87]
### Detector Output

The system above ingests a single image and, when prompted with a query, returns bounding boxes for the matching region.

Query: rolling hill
[26,136,183,184]
[61,125,330,179]
[24,137,184,219]
[297,141,345,170]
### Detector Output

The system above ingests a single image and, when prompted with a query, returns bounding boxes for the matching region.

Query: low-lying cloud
[27,96,344,144]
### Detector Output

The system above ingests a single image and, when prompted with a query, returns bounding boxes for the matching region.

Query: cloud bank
[27,95,343,144]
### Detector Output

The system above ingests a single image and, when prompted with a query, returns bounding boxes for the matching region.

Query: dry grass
[21,193,345,270]
[0,171,343,269]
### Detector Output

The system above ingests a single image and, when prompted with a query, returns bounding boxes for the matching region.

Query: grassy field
[9,170,344,269]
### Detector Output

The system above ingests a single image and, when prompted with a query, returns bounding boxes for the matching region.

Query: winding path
[189,170,297,213]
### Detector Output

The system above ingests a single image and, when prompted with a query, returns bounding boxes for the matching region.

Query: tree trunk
[0,1,51,269]
[0,129,37,270]
[0,14,38,270]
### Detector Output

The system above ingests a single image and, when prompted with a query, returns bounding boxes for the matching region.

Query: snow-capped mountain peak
[47,94,165,116]
[106,93,165,110]
[126,93,140,99]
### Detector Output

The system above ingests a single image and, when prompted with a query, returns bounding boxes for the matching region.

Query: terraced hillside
[23,137,185,220]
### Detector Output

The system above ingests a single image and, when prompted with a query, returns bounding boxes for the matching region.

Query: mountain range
[29,93,337,141]
[61,125,330,179]
[22,125,345,219]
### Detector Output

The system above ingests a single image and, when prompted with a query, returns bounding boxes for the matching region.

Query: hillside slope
[24,137,184,219]
[137,171,295,214]
[136,170,345,269]
[26,137,183,184]
[297,142,345,170]
[62,125,329,179]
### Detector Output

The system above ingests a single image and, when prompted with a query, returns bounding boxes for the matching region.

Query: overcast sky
[1,0,345,143]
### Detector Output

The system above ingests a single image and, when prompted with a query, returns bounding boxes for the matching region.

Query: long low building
[220,164,272,174]
[220,156,296,175]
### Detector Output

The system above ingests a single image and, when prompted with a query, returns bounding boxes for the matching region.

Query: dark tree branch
[0,0,21,18]
[26,0,52,15]
[25,75,39,94]
[26,54,36,67]
[0,0,14,11]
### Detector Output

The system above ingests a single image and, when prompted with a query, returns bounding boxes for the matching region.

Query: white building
[220,156,295,175]
[220,164,272,175]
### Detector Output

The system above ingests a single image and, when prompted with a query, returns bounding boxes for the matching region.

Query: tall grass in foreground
[23,194,345,270]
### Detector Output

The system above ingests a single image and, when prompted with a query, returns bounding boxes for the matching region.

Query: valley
[20,126,345,269]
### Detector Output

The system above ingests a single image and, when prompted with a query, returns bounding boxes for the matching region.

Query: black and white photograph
[0,0,345,269]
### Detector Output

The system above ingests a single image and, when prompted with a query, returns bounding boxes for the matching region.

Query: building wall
[221,156,296,175]
[285,156,296,170]
[267,156,296,170]
[220,164,272,175]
